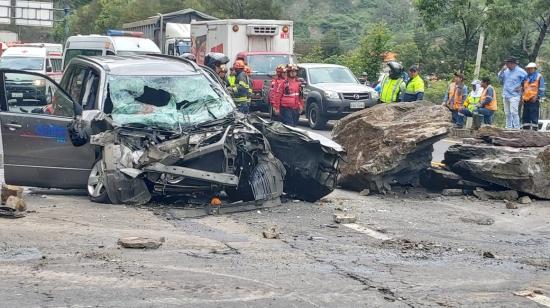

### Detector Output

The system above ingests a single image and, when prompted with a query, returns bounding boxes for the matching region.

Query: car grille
[342,93,370,100]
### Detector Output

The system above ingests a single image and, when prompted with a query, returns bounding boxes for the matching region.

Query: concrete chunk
[262,226,280,239]
[333,213,357,224]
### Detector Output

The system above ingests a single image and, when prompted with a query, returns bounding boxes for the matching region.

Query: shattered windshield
[108,74,235,130]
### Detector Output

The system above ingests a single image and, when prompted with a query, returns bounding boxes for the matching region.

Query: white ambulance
[63,30,161,69]
[0,43,64,81]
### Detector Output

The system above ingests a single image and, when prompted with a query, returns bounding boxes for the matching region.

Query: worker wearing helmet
[230,59,252,113]
[459,79,482,121]
[269,64,287,119]
[378,61,406,103]
[522,62,545,130]
[274,64,304,126]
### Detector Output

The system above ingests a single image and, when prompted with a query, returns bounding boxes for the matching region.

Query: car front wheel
[88,159,110,203]
[308,102,327,129]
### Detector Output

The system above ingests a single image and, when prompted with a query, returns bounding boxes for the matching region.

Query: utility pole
[474,31,485,79]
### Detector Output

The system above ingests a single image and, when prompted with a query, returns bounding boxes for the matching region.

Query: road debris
[444,127,550,200]
[117,237,165,249]
[5,196,27,212]
[262,226,280,239]
[460,215,495,225]
[442,189,463,196]
[1,184,23,204]
[359,189,370,196]
[343,223,391,240]
[333,213,357,224]
[482,251,496,258]
[505,200,518,209]
[514,290,550,307]
[334,101,451,194]
[473,189,519,201]
[518,196,532,204]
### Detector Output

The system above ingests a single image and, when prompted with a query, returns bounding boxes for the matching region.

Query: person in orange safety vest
[443,72,468,128]
[521,62,546,130]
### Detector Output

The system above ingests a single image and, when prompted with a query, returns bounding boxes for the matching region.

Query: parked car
[0,55,344,208]
[298,63,379,129]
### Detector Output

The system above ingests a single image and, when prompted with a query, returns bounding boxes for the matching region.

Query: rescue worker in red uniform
[269,64,287,119]
[273,64,304,127]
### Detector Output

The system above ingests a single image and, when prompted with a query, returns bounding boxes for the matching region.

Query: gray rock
[262,227,280,239]
[445,132,550,200]
[333,101,451,193]
[460,215,495,226]
[4,196,26,212]
[359,189,370,196]
[117,237,165,249]
[442,189,463,196]
[473,190,519,201]
[518,196,532,204]
[1,184,23,205]
[333,213,357,224]
[505,200,518,209]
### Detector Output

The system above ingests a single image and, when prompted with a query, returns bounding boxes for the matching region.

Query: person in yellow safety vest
[230,60,252,114]
[443,72,468,128]
[403,65,425,102]
[459,79,482,120]
[521,62,546,130]
[476,77,498,125]
[226,67,236,88]
[379,61,406,103]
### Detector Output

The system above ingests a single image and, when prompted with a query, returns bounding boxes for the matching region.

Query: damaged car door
[0,69,96,188]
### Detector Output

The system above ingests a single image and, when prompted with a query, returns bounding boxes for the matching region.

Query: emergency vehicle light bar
[107,30,144,38]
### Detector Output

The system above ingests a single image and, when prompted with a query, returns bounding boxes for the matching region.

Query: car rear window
[63,49,103,69]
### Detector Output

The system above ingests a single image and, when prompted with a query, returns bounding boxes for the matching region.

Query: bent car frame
[0,55,345,211]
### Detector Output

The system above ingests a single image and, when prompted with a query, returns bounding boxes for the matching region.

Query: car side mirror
[46,66,53,73]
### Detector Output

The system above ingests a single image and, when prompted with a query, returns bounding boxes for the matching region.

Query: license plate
[350,101,365,109]
[11,93,23,98]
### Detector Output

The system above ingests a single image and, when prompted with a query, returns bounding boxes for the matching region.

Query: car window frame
[0,68,77,117]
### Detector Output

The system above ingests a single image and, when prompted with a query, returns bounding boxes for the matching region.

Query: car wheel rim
[88,161,106,198]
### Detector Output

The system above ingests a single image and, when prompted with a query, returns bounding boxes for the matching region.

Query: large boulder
[444,143,550,200]
[477,126,550,147]
[333,101,451,192]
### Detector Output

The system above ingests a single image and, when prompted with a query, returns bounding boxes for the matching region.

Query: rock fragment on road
[1,184,23,204]
[117,237,165,249]
[5,196,27,212]
[262,226,280,239]
[333,213,357,224]
[518,196,532,204]
[442,189,463,196]
[473,190,519,201]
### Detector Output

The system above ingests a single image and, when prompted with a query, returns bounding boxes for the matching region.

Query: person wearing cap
[274,64,304,126]
[477,77,498,125]
[269,65,287,120]
[403,65,425,102]
[443,72,468,128]
[498,56,527,129]
[230,59,252,113]
[459,79,482,120]
[521,62,545,130]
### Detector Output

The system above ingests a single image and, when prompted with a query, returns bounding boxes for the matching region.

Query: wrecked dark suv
[0,55,344,209]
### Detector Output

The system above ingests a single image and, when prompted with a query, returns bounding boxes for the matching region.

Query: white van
[0,43,64,81]
[63,31,161,69]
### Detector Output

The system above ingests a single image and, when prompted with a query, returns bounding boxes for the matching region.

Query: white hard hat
[471,79,481,85]
[526,62,537,69]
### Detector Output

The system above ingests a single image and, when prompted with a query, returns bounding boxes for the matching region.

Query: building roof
[123,8,217,28]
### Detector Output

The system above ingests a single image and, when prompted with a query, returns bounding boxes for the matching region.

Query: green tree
[206,0,281,19]
[415,0,487,70]
[299,44,325,63]
[488,0,550,62]
[353,23,393,79]
[320,29,341,57]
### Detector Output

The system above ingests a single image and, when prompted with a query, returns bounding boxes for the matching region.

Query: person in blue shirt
[498,56,527,129]
[521,62,546,130]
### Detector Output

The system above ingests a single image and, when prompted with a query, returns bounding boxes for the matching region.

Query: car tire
[308,102,327,130]
[87,159,110,204]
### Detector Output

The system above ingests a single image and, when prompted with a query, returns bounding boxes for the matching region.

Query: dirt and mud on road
[1,187,549,307]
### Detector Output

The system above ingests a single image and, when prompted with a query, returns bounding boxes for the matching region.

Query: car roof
[75,54,199,75]
[298,63,347,69]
